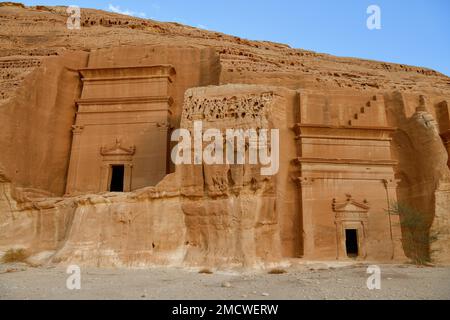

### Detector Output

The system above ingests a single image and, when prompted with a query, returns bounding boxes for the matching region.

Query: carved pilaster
[123,163,133,192]
[65,125,85,195]
[383,178,407,261]
[294,176,315,258]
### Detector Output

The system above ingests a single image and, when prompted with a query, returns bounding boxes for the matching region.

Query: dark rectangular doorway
[110,165,124,192]
[345,229,359,257]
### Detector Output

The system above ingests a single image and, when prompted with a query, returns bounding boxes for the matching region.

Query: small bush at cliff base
[2,248,29,263]
[389,202,439,265]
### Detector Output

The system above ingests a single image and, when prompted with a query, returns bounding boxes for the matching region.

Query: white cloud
[197,24,209,30]
[108,4,146,18]
[108,4,130,15]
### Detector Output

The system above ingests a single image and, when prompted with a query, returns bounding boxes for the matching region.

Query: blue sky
[22,0,450,76]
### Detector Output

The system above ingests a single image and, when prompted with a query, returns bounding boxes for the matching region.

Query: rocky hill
[0,2,449,267]
[1,2,449,104]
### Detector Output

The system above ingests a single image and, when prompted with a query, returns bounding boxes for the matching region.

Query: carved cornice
[294,157,397,166]
[79,64,176,82]
[294,134,392,142]
[293,123,396,132]
[332,194,370,213]
[100,139,136,156]
[333,195,370,222]
[76,96,174,106]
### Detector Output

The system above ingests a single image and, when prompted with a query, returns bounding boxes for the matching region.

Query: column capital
[383,178,399,188]
[156,121,173,132]
[71,125,84,134]
[293,176,314,187]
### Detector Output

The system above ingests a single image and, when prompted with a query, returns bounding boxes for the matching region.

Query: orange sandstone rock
[0,4,449,267]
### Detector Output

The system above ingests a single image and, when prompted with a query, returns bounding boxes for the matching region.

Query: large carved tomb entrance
[65,65,175,195]
[293,91,406,261]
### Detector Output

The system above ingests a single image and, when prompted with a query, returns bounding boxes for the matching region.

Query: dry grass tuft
[268,268,287,274]
[198,268,213,274]
[2,248,29,263]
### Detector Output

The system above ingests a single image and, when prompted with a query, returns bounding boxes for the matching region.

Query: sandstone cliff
[0,3,449,267]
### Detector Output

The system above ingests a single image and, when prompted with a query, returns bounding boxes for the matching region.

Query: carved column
[157,121,172,174]
[296,176,315,258]
[383,178,407,260]
[65,125,84,195]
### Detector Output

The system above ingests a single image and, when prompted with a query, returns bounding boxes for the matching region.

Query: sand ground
[0,261,449,300]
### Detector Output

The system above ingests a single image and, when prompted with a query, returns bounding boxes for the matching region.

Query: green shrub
[389,202,438,265]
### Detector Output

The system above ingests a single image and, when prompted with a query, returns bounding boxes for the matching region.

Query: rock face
[0,4,449,267]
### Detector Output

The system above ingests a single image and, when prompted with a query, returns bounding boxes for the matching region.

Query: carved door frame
[333,195,369,260]
[99,139,135,192]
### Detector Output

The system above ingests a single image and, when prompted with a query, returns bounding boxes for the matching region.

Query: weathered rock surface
[0,3,449,267]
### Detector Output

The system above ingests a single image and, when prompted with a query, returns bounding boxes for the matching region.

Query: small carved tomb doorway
[109,165,125,192]
[345,229,359,257]
[100,139,135,192]
[333,194,369,259]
